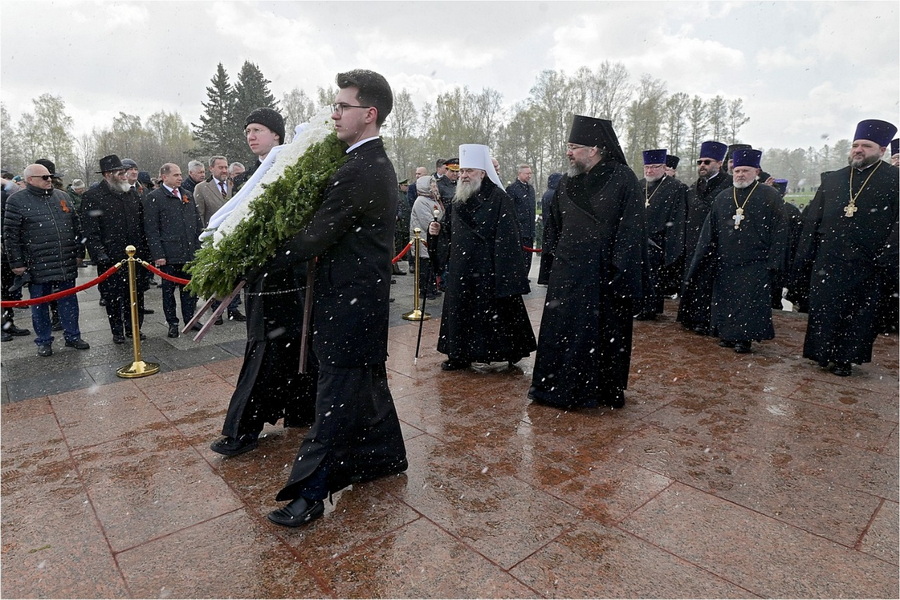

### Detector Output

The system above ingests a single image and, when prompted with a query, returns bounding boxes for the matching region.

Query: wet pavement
[1,263,898,598]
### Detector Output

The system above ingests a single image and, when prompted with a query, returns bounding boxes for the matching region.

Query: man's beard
[733,178,754,190]
[645,173,663,184]
[567,157,589,177]
[848,153,880,170]
[454,178,481,204]
[108,178,131,193]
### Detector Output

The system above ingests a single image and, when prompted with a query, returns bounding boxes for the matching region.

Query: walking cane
[414,210,441,363]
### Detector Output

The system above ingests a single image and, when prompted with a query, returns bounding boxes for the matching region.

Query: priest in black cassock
[685,149,788,354]
[635,148,686,320]
[793,119,899,377]
[429,144,536,371]
[677,140,732,334]
[529,116,645,410]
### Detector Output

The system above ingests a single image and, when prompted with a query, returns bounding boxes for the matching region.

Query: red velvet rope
[1,265,122,308]
[141,261,191,285]
[523,246,543,253]
[392,242,412,264]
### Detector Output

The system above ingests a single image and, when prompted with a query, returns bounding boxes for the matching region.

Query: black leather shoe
[190,322,203,332]
[214,316,224,325]
[817,359,830,369]
[65,338,90,350]
[718,340,736,348]
[125,331,147,341]
[168,324,179,338]
[37,344,53,357]
[229,310,246,322]
[112,334,126,344]
[209,434,259,456]
[1,332,12,342]
[4,323,30,336]
[692,325,709,336]
[141,308,155,315]
[441,358,471,371]
[830,362,852,377]
[98,298,107,307]
[734,341,752,354]
[267,497,325,528]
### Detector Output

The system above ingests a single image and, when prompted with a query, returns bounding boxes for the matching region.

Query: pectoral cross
[844,203,857,217]
[733,208,745,229]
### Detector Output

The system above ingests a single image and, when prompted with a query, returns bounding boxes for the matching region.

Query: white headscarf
[459,144,502,187]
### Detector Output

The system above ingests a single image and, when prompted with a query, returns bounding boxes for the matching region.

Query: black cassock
[677,172,733,331]
[638,175,686,316]
[793,162,899,365]
[530,160,645,409]
[432,178,536,363]
[685,183,788,343]
[220,259,317,438]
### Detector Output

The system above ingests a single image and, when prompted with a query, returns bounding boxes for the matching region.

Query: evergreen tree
[233,61,278,163]
[193,63,238,159]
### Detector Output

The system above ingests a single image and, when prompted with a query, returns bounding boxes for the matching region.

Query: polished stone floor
[1,265,897,598]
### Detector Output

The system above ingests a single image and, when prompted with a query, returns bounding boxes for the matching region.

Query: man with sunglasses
[677,140,732,335]
[3,164,90,356]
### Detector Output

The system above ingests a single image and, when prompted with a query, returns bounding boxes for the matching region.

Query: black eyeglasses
[331,103,372,115]
[28,175,54,181]
[696,159,714,165]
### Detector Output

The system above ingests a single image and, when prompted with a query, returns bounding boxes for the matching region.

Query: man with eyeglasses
[635,149,687,321]
[232,107,285,192]
[529,115,645,411]
[677,140,732,335]
[266,69,407,528]
[3,164,90,356]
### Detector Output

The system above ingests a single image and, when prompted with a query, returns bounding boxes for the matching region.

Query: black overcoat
[530,160,645,409]
[686,183,788,342]
[433,178,536,363]
[793,163,899,364]
[639,175,687,314]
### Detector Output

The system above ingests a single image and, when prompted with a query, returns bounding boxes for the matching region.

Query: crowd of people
[1,66,897,530]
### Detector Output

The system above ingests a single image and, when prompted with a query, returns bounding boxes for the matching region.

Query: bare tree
[706,95,728,141]
[664,92,690,157]
[727,98,750,143]
[281,87,315,142]
[686,95,708,165]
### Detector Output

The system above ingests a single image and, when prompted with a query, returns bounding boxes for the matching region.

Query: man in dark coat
[3,163,90,356]
[429,144,536,371]
[793,119,899,377]
[81,154,151,344]
[266,70,407,528]
[1,172,31,341]
[677,140,732,334]
[506,163,537,279]
[143,163,203,338]
[685,149,788,353]
[529,116,645,410]
[232,108,285,193]
[770,179,803,310]
[636,148,687,320]
[536,172,563,285]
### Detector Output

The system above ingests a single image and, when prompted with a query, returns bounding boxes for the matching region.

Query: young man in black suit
[267,70,408,527]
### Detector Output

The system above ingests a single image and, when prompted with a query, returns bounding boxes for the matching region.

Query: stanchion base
[402,309,431,321]
[116,361,161,378]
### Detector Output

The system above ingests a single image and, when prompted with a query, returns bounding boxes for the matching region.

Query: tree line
[2,60,855,194]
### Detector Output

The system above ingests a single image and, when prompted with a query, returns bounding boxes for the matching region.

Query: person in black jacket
[266,70,407,528]
[81,155,150,344]
[143,163,203,338]
[3,164,89,356]
[506,164,536,280]
[536,172,563,285]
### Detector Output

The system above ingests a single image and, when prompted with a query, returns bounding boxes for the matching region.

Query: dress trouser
[160,264,196,325]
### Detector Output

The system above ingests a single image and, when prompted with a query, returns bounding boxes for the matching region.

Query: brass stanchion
[117,245,160,378]
[402,228,430,321]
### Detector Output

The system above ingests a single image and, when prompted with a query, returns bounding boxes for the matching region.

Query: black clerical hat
[568,115,628,166]
[854,120,897,147]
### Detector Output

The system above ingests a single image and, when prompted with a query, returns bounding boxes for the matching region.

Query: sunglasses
[696,159,714,165]
[29,175,54,181]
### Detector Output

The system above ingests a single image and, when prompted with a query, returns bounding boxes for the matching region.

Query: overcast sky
[2,0,898,152]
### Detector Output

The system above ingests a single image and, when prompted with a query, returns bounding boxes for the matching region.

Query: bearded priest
[428,143,536,372]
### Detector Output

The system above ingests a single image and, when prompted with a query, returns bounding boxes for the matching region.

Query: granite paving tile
[72,427,244,552]
[510,519,755,598]
[117,509,326,598]
[621,482,899,598]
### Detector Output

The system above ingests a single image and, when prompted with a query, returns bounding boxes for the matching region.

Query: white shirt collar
[346,136,379,154]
